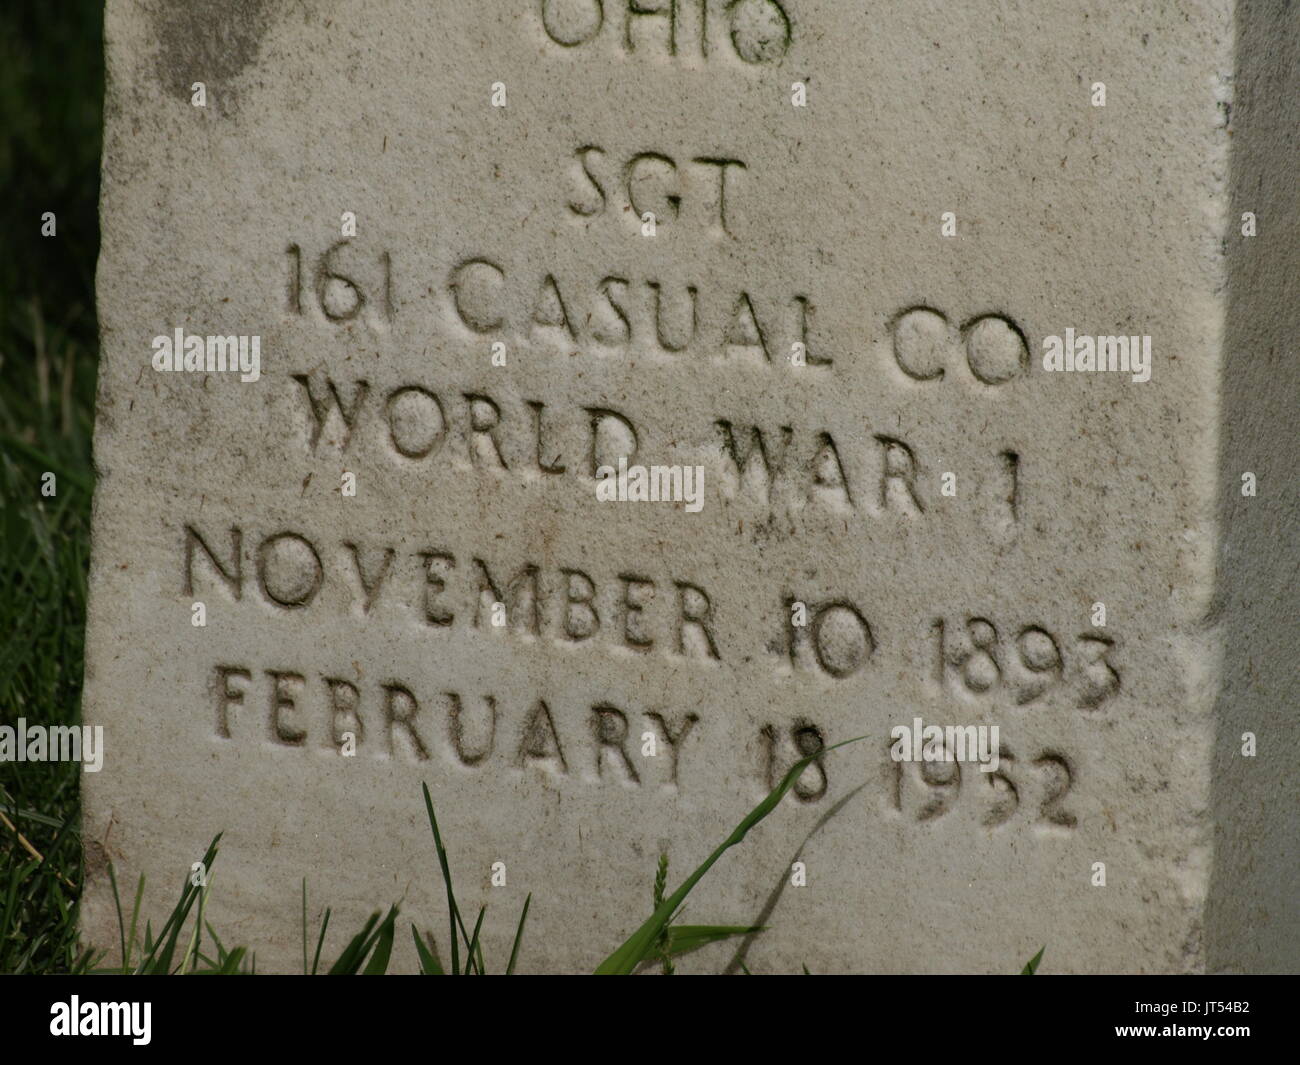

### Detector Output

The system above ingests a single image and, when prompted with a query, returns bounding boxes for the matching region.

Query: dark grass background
[0,0,103,973]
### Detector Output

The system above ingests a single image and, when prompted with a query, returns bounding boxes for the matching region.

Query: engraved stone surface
[84,0,1298,972]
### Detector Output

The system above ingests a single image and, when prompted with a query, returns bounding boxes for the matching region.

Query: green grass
[72,744,846,975]
[0,0,103,976]
[0,294,98,973]
[38,734,1045,974]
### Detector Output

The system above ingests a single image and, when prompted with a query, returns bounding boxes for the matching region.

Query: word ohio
[889,716,1000,773]
[595,456,705,512]
[151,327,261,382]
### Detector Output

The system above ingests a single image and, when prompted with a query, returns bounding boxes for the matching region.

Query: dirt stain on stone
[148,0,275,112]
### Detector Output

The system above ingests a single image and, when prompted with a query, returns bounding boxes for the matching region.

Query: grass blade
[595,736,863,975]
[127,875,144,970]
[421,783,461,975]
[135,835,221,974]
[411,925,443,975]
[311,907,331,975]
[326,905,398,974]
[361,909,396,974]
[326,912,379,975]
[107,863,126,971]
[301,879,308,975]
[179,875,208,974]
[505,894,531,975]
[465,906,486,975]
[662,924,763,960]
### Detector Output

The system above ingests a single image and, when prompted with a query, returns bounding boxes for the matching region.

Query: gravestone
[84,0,1298,973]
